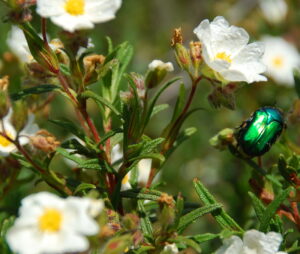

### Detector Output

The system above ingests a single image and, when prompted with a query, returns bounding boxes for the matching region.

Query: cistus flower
[6,192,103,254]
[216,230,287,254]
[258,0,287,24]
[194,16,267,84]
[148,60,174,72]
[261,36,300,86]
[36,0,122,33]
[0,110,38,157]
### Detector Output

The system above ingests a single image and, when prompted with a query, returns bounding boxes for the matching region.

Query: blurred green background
[1,0,300,252]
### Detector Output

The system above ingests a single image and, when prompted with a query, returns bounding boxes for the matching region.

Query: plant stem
[41,18,48,44]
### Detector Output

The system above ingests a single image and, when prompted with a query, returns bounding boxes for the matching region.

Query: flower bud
[145,60,174,89]
[20,23,59,73]
[209,128,235,150]
[30,130,60,153]
[0,76,11,118]
[11,101,28,132]
[174,43,191,71]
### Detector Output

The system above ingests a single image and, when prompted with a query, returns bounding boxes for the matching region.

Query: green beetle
[236,107,285,157]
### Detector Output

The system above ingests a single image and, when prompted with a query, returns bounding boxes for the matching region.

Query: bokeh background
[1,0,300,252]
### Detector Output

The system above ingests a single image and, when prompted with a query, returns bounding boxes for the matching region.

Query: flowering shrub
[0,0,299,254]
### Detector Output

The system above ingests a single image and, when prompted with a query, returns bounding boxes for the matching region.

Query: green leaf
[132,246,155,254]
[193,178,243,232]
[59,63,71,76]
[0,216,15,254]
[294,69,300,98]
[137,200,153,240]
[170,236,201,252]
[248,192,266,223]
[10,84,59,101]
[178,204,223,233]
[173,194,184,230]
[145,78,180,126]
[121,188,163,201]
[74,183,96,195]
[191,233,220,243]
[49,118,85,140]
[259,188,292,232]
[150,104,169,118]
[171,83,186,122]
[80,90,122,119]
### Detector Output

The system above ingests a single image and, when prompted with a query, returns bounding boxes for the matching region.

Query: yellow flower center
[215,52,232,63]
[65,0,85,16]
[272,56,284,68]
[122,173,129,185]
[38,208,63,233]
[0,132,14,147]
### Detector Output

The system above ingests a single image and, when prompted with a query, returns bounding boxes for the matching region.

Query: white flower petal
[137,159,152,184]
[51,14,94,32]
[258,0,287,24]
[36,0,65,17]
[216,235,243,254]
[64,197,99,235]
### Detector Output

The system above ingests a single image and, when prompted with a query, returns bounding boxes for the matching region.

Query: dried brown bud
[30,130,60,153]
[190,41,202,65]
[171,27,183,47]
[158,193,175,208]
[0,76,9,91]
[83,54,105,84]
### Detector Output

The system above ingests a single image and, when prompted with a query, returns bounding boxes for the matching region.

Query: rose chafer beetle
[236,107,285,157]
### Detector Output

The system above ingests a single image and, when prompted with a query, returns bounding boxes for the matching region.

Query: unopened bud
[30,130,60,153]
[209,128,235,150]
[174,44,191,71]
[11,101,28,132]
[20,23,59,73]
[0,76,10,118]
[146,60,174,89]
[171,27,183,47]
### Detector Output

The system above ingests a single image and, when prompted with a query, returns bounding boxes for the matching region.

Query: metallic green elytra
[237,107,285,157]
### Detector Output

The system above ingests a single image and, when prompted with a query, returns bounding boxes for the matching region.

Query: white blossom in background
[258,0,287,24]
[36,0,122,33]
[149,60,174,72]
[216,230,287,254]
[6,26,63,63]
[261,36,300,86]
[6,192,103,254]
[0,110,39,157]
[194,16,267,83]
[111,144,157,190]
[162,243,179,254]
[6,26,32,63]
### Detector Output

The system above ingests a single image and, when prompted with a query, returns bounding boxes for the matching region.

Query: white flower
[216,230,287,254]
[36,0,122,33]
[162,243,179,254]
[7,26,32,63]
[149,60,174,72]
[0,110,39,157]
[261,36,300,86]
[194,16,267,83]
[6,26,63,63]
[111,144,158,190]
[258,0,287,24]
[6,192,102,254]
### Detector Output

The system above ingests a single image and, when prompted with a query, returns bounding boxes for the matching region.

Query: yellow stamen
[38,208,62,233]
[272,56,284,68]
[122,174,129,185]
[0,132,14,147]
[65,0,85,16]
[215,52,232,63]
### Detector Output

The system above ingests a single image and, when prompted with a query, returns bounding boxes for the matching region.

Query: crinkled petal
[51,14,94,32]
[216,236,243,254]
[36,0,65,17]
[64,197,99,235]
[137,159,152,184]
